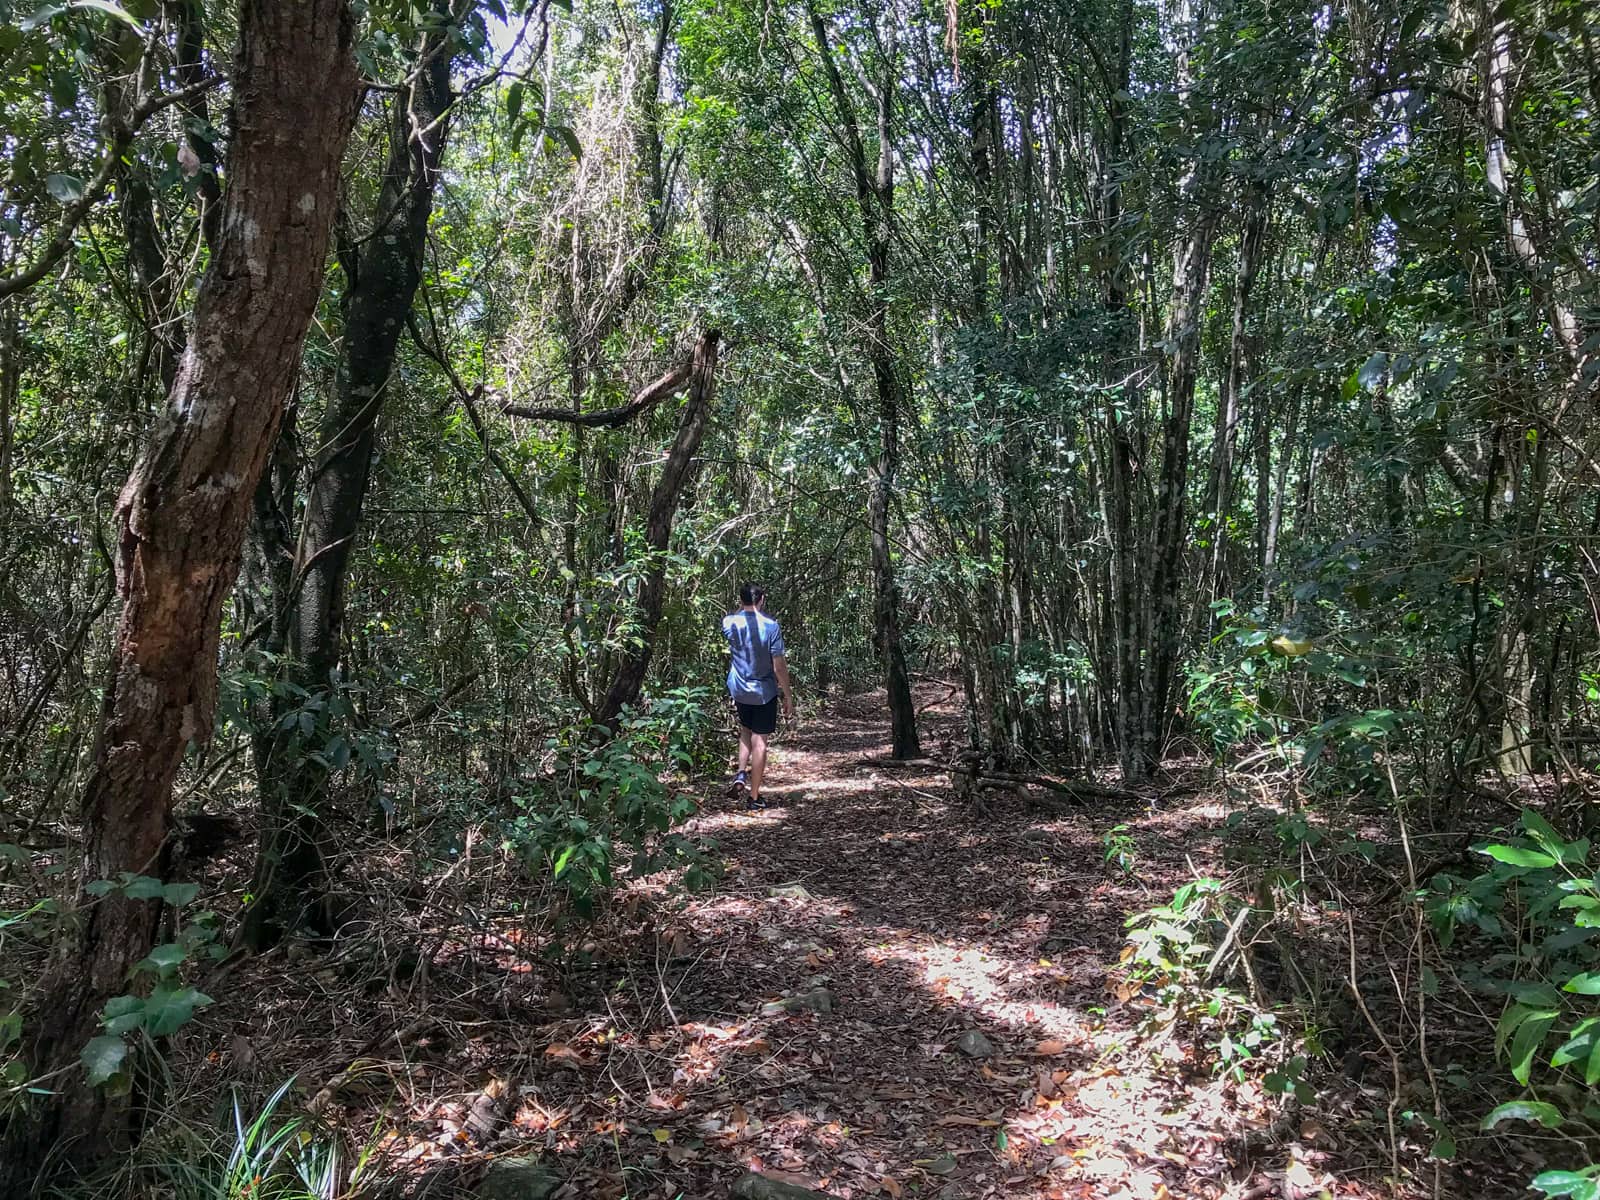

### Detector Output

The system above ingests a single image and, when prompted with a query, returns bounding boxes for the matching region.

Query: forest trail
[439,688,1347,1200]
[211,690,1458,1200]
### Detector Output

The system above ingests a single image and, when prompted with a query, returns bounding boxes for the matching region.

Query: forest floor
[176,685,1530,1200]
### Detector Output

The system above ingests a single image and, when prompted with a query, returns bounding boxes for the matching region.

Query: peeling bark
[4,0,357,1174]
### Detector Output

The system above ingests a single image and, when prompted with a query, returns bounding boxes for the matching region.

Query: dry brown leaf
[879,1175,902,1198]
[936,1114,1000,1127]
[1033,1039,1069,1056]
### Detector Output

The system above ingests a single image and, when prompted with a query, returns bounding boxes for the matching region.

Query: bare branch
[500,358,693,426]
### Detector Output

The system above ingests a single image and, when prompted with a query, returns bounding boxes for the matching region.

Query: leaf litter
[173,686,1522,1199]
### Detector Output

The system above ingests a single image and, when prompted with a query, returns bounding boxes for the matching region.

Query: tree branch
[0,75,222,300]
[500,358,693,426]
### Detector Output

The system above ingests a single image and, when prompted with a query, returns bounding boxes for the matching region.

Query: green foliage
[77,876,221,1092]
[1423,809,1600,1182]
[1123,879,1308,1090]
[505,695,718,917]
[1102,823,1136,879]
[146,1076,378,1200]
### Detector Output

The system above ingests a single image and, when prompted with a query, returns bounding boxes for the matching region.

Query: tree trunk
[0,297,15,530]
[1205,184,1269,607]
[598,330,721,723]
[4,0,356,1177]
[805,0,920,758]
[1136,207,1221,776]
[243,18,454,948]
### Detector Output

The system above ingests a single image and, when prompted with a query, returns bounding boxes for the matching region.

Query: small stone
[769,883,813,901]
[478,1156,561,1200]
[763,987,835,1017]
[799,986,835,1015]
[954,1029,995,1058]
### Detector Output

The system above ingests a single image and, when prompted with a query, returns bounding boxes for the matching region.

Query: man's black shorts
[736,697,779,735]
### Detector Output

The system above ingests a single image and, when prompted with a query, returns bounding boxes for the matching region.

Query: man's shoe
[726,770,748,798]
[746,793,765,811]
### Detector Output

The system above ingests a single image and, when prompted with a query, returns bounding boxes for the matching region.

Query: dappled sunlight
[170,693,1392,1200]
[689,808,792,834]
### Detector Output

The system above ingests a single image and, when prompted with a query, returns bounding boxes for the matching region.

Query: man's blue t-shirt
[722,609,785,704]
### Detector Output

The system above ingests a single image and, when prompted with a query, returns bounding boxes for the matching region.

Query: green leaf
[1522,807,1563,848]
[133,944,185,978]
[1532,1171,1600,1199]
[68,0,144,28]
[1509,1010,1558,1084]
[1565,972,1600,995]
[1482,844,1557,869]
[80,1035,127,1086]
[1481,1099,1563,1129]
[45,173,85,204]
[99,994,145,1039]
[161,882,199,907]
[20,3,67,32]
[553,845,576,878]
[141,985,211,1036]
[543,124,582,160]
[506,80,523,123]
[121,875,166,900]
[1357,351,1388,389]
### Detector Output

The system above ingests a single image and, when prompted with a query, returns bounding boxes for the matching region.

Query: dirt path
[467,691,1357,1200]
[229,691,1443,1200]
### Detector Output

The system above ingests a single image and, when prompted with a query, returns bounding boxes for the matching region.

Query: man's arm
[773,654,794,717]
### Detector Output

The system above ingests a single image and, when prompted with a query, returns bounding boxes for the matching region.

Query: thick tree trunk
[243,21,454,948]
[3,0,356,1177]
[598,330,721,723]
[1480,16,1567,779]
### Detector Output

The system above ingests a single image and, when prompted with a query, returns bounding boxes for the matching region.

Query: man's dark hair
[739,582,766,606]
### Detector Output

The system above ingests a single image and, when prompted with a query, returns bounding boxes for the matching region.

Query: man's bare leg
[749,732,768,804]
[738,726,752,774]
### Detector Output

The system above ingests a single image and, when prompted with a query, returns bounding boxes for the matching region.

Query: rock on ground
[478,1156,561,1200]
[954,1029,995,1058]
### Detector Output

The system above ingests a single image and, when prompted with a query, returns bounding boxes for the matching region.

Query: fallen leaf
[1033,1039,1069,1056]
[880,1175,902,1198]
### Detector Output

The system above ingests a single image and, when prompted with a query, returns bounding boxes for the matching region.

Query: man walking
[723,583,794,808]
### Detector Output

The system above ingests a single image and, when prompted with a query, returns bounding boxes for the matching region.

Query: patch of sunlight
[688,809,789,833]
[864,933,1095,1042]
[682,895,766,921]
[769,776,877,795]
